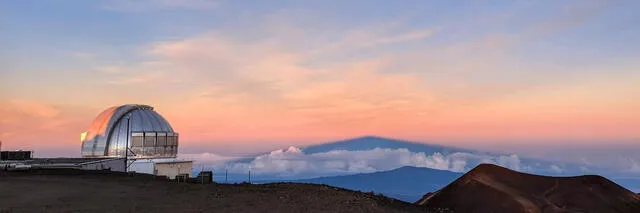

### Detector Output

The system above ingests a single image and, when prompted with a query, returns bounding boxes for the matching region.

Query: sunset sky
[1,0,639,157]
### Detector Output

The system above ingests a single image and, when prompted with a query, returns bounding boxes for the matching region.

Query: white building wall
[155,161,193,179]
[127,159,156,174]
[80,158,126,172]
[76,157,193,179]
[126,158,192,178]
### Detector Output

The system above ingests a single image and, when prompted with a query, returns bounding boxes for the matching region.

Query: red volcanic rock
[416,164,640,213]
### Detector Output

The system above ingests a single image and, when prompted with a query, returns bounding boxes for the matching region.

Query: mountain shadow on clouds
[225,135,491,166]
[211,136,634,183]
[301,136,476,155]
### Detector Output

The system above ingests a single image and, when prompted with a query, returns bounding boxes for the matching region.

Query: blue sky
[1,0,639,160]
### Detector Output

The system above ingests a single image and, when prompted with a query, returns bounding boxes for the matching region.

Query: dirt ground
[0,169,427,213]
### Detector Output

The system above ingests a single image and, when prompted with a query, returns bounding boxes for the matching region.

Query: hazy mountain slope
[257,166,463,202]
[613,178,640,193]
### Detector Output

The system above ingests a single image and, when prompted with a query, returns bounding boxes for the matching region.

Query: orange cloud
[0,100,95,151]
[6,99,60,118]
[131,27,446,146]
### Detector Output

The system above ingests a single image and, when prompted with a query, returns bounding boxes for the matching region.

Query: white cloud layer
[550,165,565,174]
[627,159,640,173]
[179,152,238,165]
[179,145,640,179]
[194,146,527,178]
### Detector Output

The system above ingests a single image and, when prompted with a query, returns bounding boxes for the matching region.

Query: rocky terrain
[416,164,640,213]
[3,166,639,213]
[0,169,425,213]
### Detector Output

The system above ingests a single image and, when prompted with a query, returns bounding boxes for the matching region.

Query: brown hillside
[0,169,424,213]
[416,164,640,213]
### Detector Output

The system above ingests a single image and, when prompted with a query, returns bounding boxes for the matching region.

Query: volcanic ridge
[416,164,640,213]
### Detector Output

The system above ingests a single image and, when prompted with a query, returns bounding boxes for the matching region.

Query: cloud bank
[180,143,640,180]
[179,152,237,165]
[194,146,527,178]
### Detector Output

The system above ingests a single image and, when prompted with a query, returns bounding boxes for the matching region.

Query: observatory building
[79,104,192,178]
[81,104,179,158]
[1,104,192,179]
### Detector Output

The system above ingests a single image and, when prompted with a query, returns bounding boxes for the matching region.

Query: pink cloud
[0,100,95,152]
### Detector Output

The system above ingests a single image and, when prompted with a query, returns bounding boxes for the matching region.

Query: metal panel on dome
[142,110,161,131]
[107,118,130,156]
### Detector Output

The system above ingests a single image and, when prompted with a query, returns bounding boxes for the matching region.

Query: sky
[1,0,639,157]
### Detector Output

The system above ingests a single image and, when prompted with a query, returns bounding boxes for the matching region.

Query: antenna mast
[124,115,131,173]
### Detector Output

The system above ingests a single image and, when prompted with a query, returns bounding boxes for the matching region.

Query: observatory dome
[80,104,179,158]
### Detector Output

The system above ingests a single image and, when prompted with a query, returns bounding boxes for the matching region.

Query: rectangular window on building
[156,133,167,146]
[144,132,156,147]
[167,136,176,146]
[131,132,144,147]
